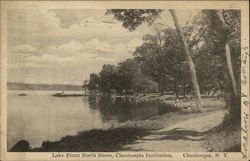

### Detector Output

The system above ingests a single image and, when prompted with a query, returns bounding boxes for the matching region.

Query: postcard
[0,0,249,161]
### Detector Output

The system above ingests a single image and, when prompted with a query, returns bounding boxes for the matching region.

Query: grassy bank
[10,128,148,152]
[33,127,148,152]
[202,117,241,152]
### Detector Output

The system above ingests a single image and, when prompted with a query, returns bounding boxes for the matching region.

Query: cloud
[7,9,199,84]
[10,44,37,53]
[8,37,142,71]
[8,9,152,48]
[45,40,85,57]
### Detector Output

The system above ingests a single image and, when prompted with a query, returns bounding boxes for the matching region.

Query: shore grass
[31,127,148,152]
[203,124,240,152]
[202,115,241,152]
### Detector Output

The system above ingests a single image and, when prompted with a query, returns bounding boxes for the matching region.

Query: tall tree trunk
[169,9,203,112]
[217,10,238,97]
[216,10,240,120]
[220,55,232,107]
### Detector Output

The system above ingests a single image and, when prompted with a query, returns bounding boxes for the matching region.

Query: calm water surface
[7,90,173,149]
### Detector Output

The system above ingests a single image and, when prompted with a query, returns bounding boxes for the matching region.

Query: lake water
[7,90,174,150]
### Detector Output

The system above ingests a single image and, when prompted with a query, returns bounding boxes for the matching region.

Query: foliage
[86,9,240,102]
[99,64,118,93]
[184,10,241,95]
[134,28,190,95]
[116,59,139,92]
[132,74,159,93]
[87,73,100,92]
[82,80,88,89]
[106,9,162,31]
[87,58,159,94]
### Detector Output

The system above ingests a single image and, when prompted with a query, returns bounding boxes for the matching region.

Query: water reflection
[86,96,178,123]
[8,91,178,149]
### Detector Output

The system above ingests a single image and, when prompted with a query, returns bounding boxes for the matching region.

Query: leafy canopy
[106,9,162,31]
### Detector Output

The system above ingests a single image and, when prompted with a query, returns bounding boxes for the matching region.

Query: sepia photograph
[0,1,249,160]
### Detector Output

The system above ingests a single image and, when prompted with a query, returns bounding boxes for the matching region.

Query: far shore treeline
[85,10,241,100]
[7,82,83,91]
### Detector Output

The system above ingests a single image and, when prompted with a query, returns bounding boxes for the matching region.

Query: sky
[7,9,199,85]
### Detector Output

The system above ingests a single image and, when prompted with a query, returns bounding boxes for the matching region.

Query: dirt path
[121,109,226,152]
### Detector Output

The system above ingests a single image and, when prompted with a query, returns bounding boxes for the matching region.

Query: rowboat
[18,93,27,96]
[52,92,86,97]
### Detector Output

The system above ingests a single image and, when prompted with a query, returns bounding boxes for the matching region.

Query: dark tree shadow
[121,147,148,151]
[10,127,149,152]
[141,128,205,141]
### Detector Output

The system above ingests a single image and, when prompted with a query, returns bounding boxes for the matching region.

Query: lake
[7,90,174,150]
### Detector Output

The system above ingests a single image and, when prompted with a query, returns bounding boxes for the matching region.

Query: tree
[184,9,241,119]
[87,73,100,92]
[210,10,240,119]
[106,9,203,112]
[82,80,88,94]
[99,64,118,93]
[216,10,238,96]
[184,11,226,97]
[116,58,140,93]
[134,28,188,97]
[133,34,167,94]
[132,74,159,95]
[169,10,202,112]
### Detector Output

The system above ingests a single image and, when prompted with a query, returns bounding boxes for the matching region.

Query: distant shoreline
[7,82,83,91]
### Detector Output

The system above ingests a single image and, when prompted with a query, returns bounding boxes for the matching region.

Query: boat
[18,93,27,96]
[52,92,86,97]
